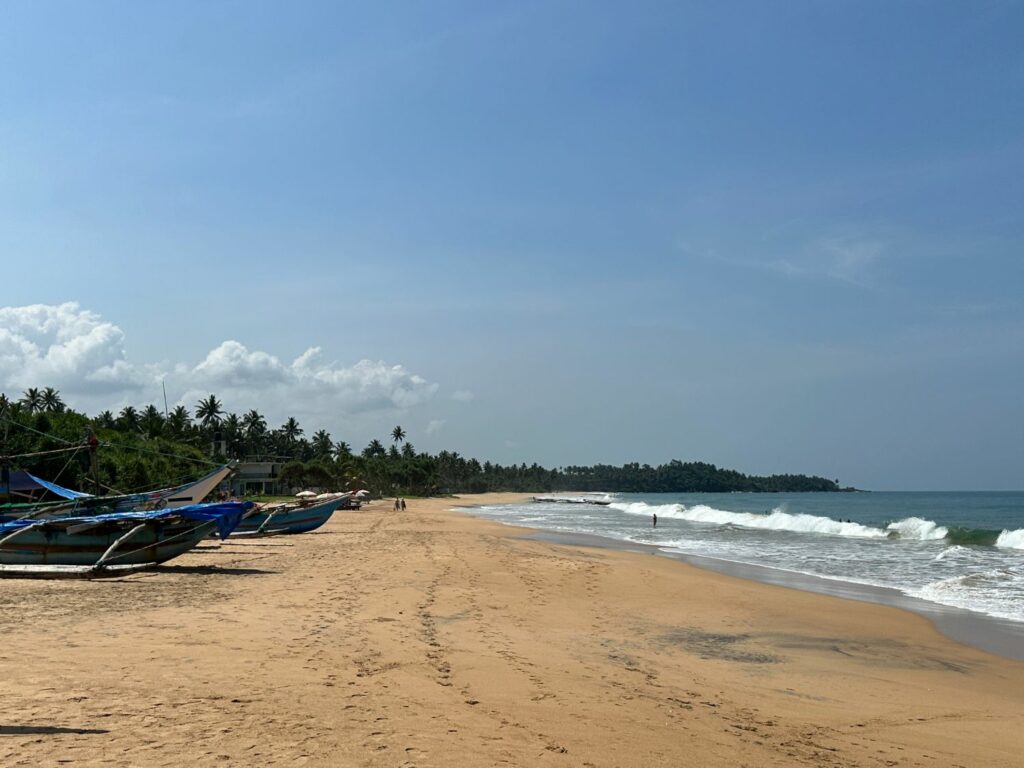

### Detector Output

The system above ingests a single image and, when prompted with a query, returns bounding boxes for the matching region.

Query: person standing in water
[652,513,658,528]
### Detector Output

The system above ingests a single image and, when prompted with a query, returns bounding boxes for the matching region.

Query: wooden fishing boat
[232,494,351,537]
[0,501,250,578]
[0,464,236,522]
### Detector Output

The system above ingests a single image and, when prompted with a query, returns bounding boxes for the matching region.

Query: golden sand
[1,493,1021,766]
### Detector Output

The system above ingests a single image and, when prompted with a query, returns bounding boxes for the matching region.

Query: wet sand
[1,493,1022,766]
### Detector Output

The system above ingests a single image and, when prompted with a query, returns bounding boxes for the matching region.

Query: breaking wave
[610,501,1024,549]
[996,528,1024,550]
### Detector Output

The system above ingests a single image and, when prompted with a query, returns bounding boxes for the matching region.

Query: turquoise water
[470,492,1024,623]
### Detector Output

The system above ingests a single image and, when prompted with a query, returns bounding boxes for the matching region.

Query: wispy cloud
[678,236,886,288]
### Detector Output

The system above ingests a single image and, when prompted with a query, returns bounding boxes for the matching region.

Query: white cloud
[179,340,439,417]
[0,304,440,427]
[451,389,475,402]
[0,302,155,395]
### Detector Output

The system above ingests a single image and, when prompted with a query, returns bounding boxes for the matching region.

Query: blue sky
[1,1,1022,489]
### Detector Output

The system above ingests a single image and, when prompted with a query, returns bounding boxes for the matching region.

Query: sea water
[469,492,1024,624]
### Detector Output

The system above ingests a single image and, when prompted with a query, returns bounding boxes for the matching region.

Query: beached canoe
[0,501,250,576]
[232,494,351,537]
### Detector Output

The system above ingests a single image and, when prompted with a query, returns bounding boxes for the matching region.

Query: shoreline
[453,499,1024,662]
[517,528,1024,662]
[2,492,1022,766]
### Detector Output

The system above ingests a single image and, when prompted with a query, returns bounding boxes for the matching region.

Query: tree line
[0,388,846,497]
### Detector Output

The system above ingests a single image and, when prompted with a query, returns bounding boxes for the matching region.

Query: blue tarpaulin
[0,501,253,540]
[1,471,92,500]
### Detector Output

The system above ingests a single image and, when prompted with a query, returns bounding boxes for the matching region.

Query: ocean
[468,491,1024,625]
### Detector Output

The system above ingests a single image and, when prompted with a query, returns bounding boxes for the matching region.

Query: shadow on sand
[0,725,110,735]
[152,564,277,576]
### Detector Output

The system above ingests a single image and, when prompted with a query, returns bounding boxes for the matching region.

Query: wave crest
[996,528,1024,550]
[885,517,948,541]
[610,501,886,538]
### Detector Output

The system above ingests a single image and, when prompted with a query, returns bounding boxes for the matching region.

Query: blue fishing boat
[233,494,351,536]
[0,501,251,577]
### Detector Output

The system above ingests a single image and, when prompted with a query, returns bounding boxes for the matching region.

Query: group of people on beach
[393,498,407,512]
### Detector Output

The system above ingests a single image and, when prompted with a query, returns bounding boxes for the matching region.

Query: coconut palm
[242,409,268,455]
[281,416,303,443]
[362,439,385,459]
[401,442,416,459]
[0,393,8,416]
[333,440,352,459]
[41,387,65,412]
[312,429,333,457]
[195,394,224,428]
[94,410,116,429]
[117,405,140,432]
[222,413,243,457]
[140,404,165,438]
[164,405,191,438]
[20,387,43,414]
[391,425,406,444]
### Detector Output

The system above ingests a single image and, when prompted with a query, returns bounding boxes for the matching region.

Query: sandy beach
[1,492,1022,767]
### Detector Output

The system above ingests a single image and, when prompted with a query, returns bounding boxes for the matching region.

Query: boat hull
[233,496,348,536]
[0,519,217,567]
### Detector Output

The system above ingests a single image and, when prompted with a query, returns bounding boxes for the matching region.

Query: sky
[1,1,1022,490]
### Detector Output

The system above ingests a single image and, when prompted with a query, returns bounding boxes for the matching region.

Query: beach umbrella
[295,490,316,498]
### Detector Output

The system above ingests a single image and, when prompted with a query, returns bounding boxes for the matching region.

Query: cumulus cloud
[179,341,438,417]
[0,302,155,395]
[0,304,439,425]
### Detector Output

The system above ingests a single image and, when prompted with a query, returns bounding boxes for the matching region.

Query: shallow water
[471,491,1024,624]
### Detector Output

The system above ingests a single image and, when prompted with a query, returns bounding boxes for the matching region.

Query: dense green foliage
[0,389,845,497]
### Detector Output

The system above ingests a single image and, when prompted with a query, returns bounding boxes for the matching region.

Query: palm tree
[222,413,243,458]
[401,442,416,459]
[20,387,43,414]
[140,404,165,438]
[333,440,352,460]
[195,394,224,428]
[0,393,8,416]
[41,387,65,412]
[118,405,140,432]
[312,429,333,457]
[391,425,406,444]
[362,439,385,459]
[281,416,303,443]
[166,405,192,439]
[94,410,116,429]
[242,409,267,456]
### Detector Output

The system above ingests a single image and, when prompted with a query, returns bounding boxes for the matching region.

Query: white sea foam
[934,545,970,561]
[885,516,948,541]
[913,568,1024,622]
[610,501,887,538]
[995,528,1024,550]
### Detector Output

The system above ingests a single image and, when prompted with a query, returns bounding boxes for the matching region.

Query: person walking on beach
[652,513,658,528]
[394,498,400,512]
[400,498,407,511]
